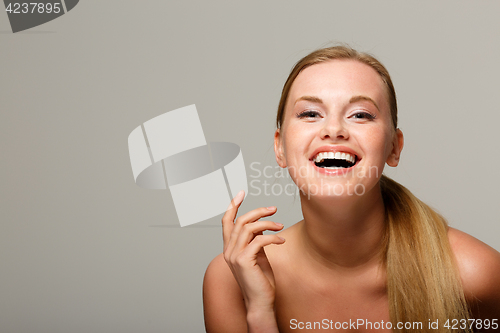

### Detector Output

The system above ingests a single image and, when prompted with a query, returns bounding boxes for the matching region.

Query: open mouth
[313,152,358,169]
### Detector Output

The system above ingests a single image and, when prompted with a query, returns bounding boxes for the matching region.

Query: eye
[296,110,322,119]
[350,111,376,120]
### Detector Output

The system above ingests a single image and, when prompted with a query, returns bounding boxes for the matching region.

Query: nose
[319,117,349,140]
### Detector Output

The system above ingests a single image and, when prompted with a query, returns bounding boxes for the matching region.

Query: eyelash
[296,110,376,120]
[351,111,376,120]
[296,110,321,118]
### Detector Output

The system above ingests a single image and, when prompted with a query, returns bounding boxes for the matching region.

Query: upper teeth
[314,152,356,164]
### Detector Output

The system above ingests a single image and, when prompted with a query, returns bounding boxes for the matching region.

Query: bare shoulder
[203,253,247,333]
[447,227,500,317]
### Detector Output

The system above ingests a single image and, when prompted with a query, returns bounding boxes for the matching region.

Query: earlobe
[386,128,404,167]
[274,129,287,168]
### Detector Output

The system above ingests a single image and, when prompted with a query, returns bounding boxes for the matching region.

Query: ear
[274,129,287,168]
[386,128,404,167]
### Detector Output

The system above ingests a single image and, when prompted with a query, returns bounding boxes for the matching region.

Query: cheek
[358,126,393,161]
[282,134,299,163]
[382,128,396,158]
[282,123,315,157]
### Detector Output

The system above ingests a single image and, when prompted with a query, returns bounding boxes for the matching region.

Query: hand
[222,190,285,316]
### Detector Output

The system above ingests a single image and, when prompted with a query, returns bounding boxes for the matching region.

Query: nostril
[319,122,349,139]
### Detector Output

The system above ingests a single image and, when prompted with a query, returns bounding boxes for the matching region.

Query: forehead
[287,60,389,112]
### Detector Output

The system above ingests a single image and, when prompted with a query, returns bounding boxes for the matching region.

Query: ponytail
[381,175,471,332]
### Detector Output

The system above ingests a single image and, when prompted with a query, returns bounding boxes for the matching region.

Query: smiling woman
[202,46,500,333]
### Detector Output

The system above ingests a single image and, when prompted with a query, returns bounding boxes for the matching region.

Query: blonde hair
[276,46,470,332]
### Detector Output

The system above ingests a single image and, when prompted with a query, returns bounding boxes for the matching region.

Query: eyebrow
[349,95,380,112]
[294,95,381,112]
[294,95,323,105]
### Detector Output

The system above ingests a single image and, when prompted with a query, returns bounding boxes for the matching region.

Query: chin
[297,180,369,201]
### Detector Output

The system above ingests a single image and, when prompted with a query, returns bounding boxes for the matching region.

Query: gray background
[1,1,499,332]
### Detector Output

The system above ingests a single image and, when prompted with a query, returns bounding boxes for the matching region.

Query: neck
[298,183,387,269]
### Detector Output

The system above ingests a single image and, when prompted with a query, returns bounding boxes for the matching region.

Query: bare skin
[203,60,500,332]
[204,221,500,332]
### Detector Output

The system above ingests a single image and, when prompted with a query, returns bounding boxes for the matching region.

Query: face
[274,60,403,199]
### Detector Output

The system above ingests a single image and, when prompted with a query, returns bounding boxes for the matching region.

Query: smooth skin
[203,60,500,332]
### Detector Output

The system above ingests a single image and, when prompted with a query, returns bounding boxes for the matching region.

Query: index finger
[222,190,245,249]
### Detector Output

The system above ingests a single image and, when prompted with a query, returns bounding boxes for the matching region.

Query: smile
[313,152,357,169]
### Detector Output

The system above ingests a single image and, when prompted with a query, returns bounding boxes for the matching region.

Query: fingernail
[266,206,276,211]
[234,190,245,202]
[278,237,286,241]
[275,223,283,227]
[227,190,245,210]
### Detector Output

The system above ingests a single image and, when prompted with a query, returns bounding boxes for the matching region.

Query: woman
[203,46,500,332]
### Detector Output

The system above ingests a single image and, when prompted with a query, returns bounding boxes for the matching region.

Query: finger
[229,206,277,252]
[234,206,277,229]
[233,221,284,252]
[255,247,276,288]
[240,234,286,260]
[222,190,245,250]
